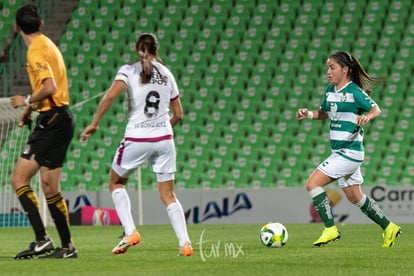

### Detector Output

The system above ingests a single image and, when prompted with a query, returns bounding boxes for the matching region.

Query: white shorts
[317,152,363,187]
[112,138,176,179]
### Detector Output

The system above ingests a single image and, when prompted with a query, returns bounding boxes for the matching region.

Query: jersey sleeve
[169,73,180,101]
[114,64,130,84]
[161,65,180,101]
[27,47,54,82]
[354,88,377,112]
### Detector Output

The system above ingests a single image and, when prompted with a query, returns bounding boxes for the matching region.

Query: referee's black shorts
[21,106,74,169]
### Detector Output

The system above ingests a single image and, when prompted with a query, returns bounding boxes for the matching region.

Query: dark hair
[16,4,42,35]
[329,51,384,95]
[135,33,163,84]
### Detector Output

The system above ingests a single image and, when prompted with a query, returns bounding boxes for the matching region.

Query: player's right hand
[18,106,33,128]
[80,125,99,142]
[296,108,309,120]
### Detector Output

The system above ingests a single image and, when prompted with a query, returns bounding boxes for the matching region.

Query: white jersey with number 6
[115,60,180,141]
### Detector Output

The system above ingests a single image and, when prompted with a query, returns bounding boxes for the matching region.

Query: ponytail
[136,33,162,84]
[138,50,153,84]
[329,51,385,95]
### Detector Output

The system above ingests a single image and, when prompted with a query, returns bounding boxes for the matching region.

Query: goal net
[0,97,48,227]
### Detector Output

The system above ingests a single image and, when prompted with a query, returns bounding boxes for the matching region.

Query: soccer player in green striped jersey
[296,51,401,248]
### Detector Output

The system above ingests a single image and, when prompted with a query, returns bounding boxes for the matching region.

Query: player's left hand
[356,115,370,125]
[80,125,99,142]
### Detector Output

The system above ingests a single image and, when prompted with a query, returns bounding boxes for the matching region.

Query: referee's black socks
[47,192,74,248]
[16,186,48,242]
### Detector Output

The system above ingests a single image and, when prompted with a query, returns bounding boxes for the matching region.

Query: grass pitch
[0,223,412,276]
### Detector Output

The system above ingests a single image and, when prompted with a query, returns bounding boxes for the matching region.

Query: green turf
[0,223,412,276]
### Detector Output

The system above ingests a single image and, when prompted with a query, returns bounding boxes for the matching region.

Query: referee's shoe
[15,237,55,259]
[40,244,78,259]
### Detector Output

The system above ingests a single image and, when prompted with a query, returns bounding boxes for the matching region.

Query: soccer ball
[260,222,288,248]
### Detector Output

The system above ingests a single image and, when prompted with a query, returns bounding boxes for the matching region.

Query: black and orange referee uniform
[23,34,74,169]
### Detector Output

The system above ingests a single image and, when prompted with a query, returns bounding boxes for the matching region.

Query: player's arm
[356,104,381,126]
[10,78,56,108]
[11,46,57,108]
[30,77,57,103]
[296,108,328,120]
[81,80,126,141]
[170,97,183,127]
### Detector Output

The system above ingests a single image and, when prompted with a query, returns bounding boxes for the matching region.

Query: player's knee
[11,170,30,189]
[157,179,176,206]
[10,172,18,186]
[345,193,362,204]
[305,179,317,192]
[159,192,176,206]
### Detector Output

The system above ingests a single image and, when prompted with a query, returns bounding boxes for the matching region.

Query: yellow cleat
[383,222,401,248]
[313,226,341,246]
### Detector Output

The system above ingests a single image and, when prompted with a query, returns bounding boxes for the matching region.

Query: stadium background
[1,0,413,224]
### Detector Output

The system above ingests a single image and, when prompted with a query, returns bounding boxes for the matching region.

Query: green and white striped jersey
[320,81,377,162]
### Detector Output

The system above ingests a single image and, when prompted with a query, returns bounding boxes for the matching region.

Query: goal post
[0,97,48,227]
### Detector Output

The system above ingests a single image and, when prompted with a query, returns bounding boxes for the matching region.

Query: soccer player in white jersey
[296,51,401,247]
[81,33,192,256]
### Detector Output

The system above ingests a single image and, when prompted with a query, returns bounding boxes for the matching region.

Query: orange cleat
[112,230,141,254]
[180,242,193,256]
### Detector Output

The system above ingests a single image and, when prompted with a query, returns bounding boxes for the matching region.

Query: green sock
[311,190,335,228]
[359,196,390,229]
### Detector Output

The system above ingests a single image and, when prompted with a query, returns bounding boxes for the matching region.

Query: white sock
[111,188,136,236]
[354,194,367,208]
[166,201,190,247]
[309,186,325,198]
